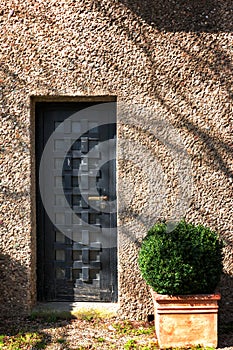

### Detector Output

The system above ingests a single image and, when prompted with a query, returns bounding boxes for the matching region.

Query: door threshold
[33,301,119,318]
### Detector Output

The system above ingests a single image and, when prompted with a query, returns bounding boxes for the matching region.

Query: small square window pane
[73,195,81,206]
[71,121,81,132]
[54,158,64,169]
[55,213,65,225]
[56,250,65,261]
[72,158,81,168]
[55,122,64,132]
[73,269,82,280]
[55,231,65,243]
[56,267,65,279]
[54,140,64,151]
[73,250,82,261]
[89,122,98,133]
[55,195,66,206]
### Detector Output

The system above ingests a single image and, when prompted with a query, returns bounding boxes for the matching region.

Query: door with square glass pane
[36,101,117,302]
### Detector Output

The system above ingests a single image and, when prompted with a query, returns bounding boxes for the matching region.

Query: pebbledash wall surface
[0,0,232,322]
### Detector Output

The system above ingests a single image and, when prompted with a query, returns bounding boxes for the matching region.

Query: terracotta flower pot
[151,290,221,348]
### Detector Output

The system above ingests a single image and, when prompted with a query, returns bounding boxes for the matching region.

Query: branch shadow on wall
[0,253,73,347]
[0,252,29,318]
[92,0,233,183]
[118,0,233,32]
[114,0,233,327]
[218,273,233,347]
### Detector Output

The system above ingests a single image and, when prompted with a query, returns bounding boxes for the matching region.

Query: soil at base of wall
[0,316,232,349]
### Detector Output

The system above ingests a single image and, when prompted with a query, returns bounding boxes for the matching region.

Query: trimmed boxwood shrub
[138,220,223,295]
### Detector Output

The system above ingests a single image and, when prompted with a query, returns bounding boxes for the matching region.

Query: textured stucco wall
[0,0,232,321]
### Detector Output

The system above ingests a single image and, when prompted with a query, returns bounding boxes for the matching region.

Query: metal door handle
[88,195,108,201]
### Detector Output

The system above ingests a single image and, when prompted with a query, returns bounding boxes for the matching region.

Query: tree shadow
[117,0,233,32]
[0,253,76,347]
[218,319,233,348]
[218,273,233,348]
[0,314,69,349]
[218,273,233,322]
[0,252,31,318]
[91,0,233,183]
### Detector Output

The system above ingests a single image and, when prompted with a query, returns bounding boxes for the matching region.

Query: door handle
[88,195,108,201]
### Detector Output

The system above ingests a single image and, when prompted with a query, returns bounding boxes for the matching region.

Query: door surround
[31,95,117,304]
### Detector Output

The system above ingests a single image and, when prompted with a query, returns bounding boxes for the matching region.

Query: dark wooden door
[36,101,117,302]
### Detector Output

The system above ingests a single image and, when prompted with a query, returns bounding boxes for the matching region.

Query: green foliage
[0,332,46,349]
[172,347,214,350]
[113,320,154,336]
[124,338,137,349]
[139,344,158,350]
[73,307,115,320]
[56,337,66,344]
[30,310,74,322]
[113,320,135,334]
[97,337,105,342]
[0,335,4,342]
[138,220,223,295]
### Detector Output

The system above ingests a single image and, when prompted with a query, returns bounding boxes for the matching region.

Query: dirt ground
[0,315,232,349]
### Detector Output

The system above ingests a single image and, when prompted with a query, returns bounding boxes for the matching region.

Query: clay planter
[151,290,221,349]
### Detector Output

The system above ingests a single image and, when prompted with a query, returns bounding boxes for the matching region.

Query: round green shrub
[138,220,223,295]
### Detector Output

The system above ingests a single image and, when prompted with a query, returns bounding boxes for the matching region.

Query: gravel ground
[0,315,232,349]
